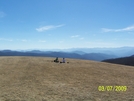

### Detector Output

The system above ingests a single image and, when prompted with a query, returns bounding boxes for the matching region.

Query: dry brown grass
[0,56,134,101]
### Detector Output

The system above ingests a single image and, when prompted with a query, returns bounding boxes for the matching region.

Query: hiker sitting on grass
[62,58,65,63]
[60,58,66,63]
[54,57,59,63]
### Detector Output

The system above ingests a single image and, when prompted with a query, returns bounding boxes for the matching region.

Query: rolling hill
[0,56,134,101]
[102,55,134,66]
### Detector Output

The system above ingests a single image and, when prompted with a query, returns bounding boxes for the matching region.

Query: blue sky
[0,0,134,50]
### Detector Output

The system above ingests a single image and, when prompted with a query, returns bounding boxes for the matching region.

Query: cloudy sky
[0,0,134,50]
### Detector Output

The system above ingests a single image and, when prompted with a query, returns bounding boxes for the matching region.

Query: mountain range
[62,47,134,57]
[0,47,134,61]
[0,50,116,61]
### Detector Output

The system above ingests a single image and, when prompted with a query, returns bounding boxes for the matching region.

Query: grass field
[0,56,134,101]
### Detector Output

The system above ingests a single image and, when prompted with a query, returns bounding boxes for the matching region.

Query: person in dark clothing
[54,57,59,63]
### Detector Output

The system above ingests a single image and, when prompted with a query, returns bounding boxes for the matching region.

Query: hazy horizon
[0,46,134,51]
[0,0,134,49]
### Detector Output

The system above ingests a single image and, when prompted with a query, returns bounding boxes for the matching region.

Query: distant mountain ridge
[13,46,134,57]
[131,55,134,57]
[55,47,134,57]
[1,47,134,61]
[0,50,117,61]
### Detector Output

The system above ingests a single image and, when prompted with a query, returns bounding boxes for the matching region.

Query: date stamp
[98,86,127,91]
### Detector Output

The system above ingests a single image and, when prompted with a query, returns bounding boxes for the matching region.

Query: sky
[0,0,134,50]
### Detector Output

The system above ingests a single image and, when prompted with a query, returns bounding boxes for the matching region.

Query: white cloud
[59,40,64,43]
[36,24,65,32]
[0,38,13,41]
[39,40,46,43]
[16,39,30,42]
[102,25,134,32]
[71,35,80,38]
[79,37,84,40]
[21,39,27,42]
[93,34,96,36]
[0,11,6,18]
[101,28,113,32]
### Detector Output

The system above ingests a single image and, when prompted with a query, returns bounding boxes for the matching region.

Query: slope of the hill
[102,55,134,66]
[0,56,134,101]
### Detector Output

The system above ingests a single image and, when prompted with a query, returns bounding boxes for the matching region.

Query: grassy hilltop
[0,56,134,101]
